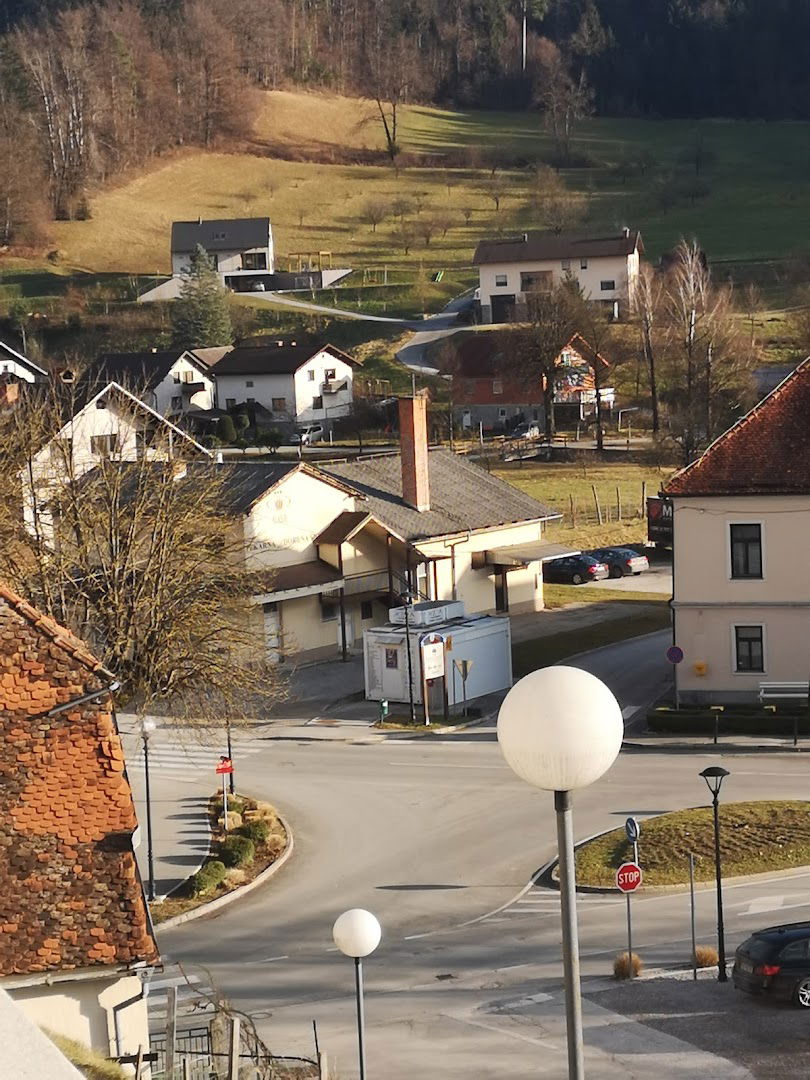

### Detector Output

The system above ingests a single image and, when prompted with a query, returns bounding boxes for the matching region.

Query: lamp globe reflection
[497,665,624,791]
[332,909,382,958]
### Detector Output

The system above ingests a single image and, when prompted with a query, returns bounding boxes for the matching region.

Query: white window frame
[731,622,766,675]
[727,520,765,581]
[600,279,616,292]
[494,273,508,287]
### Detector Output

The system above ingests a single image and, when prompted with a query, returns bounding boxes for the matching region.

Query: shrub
[189,860,226,897]
[694,944,719,968]
[220,835,255,868]
[613,951,643,980]
[239,819,270,846]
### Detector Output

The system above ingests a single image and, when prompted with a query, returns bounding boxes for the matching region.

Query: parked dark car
[542,554,610,585]
[589,546,650,578]
[733,923,810,1006]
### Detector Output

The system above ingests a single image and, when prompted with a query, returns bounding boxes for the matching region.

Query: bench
[758,682,810,703]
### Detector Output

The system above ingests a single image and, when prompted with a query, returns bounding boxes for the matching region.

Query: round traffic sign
[615,861,642,893]
[666,645,684,664]
[625,816,640,843]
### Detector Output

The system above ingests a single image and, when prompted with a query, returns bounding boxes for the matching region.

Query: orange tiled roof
[0,583,158,978]
[665,358,810,497]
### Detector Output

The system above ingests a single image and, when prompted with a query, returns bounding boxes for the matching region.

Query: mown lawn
[37,89,810,278]
[576,801,810,887]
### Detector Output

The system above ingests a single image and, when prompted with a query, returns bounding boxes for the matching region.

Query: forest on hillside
[1,0,808,245]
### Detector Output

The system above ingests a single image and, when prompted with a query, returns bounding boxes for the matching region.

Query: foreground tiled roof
[664,358,810,496]
[323,449,560,542]
[0,584,158,978]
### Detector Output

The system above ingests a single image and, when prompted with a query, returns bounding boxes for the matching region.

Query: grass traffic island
[150,793,288,925]
[576,801,810,888]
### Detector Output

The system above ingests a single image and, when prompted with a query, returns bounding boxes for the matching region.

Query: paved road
[150,631,810,1078]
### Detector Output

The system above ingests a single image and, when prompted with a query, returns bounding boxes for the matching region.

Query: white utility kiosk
[363,600,513,717]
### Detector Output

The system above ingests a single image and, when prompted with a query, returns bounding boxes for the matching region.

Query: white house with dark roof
[88,348,219,416]
[171,217,274,281]
[473,228,643,322]
[211,341,358,426]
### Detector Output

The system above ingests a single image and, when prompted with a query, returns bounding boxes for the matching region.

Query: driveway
[590,563,672,594]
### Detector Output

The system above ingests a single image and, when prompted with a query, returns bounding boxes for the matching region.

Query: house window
[600,280,616,291]
[171,395,182,411]
[272,397,286,411]
[90,434,119,457]
[495,274,508,287]
[226,398,236,409]
[580,258,588,269]
[734,625,764,673]
[385,647,398,669]
[730,523,762,579]
[361,601,374,621]
[312,395,323,409]
[324,368,336,381]
[241,252,267,271]
[492,378,503,395]
[561,259,571,270]
[246,380,254,388]
[499,408,507,418]
[321,601,338,622]
[308,369,316,381]
[520,270,552,292]
[173,372,181,383]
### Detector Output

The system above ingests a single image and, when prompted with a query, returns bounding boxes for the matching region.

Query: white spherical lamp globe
[332,909,382,958]
[497,666,623,791]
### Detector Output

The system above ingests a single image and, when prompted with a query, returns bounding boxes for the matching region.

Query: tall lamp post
[332,909,382,1080]
[700,765,730,983]
[497,666,623,1080]
[141,718,156,902]
[402,588,416,725]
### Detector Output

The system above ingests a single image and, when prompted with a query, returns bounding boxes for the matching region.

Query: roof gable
[0,340,48,380]
[88,349,209,391]
[664,358,810,497]
[0,584,158,978]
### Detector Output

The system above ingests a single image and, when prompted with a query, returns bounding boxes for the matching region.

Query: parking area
[589,563,672,594]
[587,976,810,1079]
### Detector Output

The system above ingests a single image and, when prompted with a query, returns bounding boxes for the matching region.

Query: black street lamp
[141,718,156,902]
[403,589,416,725]
[700,765,730,982]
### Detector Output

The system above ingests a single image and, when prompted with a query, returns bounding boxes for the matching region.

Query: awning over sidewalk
[251,561,344,603]
[479,541,581,570]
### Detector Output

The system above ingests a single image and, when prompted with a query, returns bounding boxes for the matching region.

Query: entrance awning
[250,561,344,603]
[479,542,581,570]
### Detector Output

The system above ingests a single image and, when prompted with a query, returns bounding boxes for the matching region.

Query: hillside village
[2,2,810,1077]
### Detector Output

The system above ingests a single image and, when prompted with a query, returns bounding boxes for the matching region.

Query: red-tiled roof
[0,583,158,978]
[664,358,810,496]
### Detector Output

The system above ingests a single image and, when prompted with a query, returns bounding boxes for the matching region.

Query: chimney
[399,396,430,512]
[623,226,630,237]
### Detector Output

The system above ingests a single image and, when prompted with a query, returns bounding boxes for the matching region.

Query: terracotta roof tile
[0,585,158,978]
[664,358,810,497]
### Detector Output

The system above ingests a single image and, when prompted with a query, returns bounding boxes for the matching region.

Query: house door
[495,570,509,613]
[263,603,281,663]
[491,294,516,324]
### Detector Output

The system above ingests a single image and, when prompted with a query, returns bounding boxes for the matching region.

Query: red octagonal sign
[615,862,642,893]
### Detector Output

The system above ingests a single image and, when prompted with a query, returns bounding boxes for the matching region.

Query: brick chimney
[399,396,430,512]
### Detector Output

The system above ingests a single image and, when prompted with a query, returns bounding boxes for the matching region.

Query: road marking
[260,955,290,963]
[453,1014,559,1050]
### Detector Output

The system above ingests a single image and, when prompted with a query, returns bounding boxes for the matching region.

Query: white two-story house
[88,349,218,416]
[665,358,810,702]
[473,228,643,323]
[172,217,274,287]
[211,341,358,428]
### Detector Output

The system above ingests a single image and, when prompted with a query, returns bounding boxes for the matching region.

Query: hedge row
[648,707,810,736]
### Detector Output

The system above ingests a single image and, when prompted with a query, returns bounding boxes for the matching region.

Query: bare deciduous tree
[360,197,390,232]
[520,281,581,442]
[631,263,664,434]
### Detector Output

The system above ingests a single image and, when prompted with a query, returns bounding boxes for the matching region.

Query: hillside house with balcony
[473,228,643,323]
[89,349,218,416]
[172,217,275,288]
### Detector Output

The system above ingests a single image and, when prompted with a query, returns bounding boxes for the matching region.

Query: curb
[154,812,294,932]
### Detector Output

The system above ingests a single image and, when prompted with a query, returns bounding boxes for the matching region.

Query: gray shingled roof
[322,449,559,542]
[171,217,270,253]
[473,229,642,266]
[213,342,356,377]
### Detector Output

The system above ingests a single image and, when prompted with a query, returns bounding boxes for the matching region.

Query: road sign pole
[689,852,697,981]
[626,892,633,979]
[223,770,228,830]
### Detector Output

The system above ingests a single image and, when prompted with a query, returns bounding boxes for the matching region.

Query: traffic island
[150,792,290,926]
[575,800,810,887]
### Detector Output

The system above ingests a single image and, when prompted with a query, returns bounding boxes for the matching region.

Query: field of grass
[576,801,810,887]
[36,89,810,281]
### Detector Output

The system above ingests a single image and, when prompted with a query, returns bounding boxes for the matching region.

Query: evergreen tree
[171,244,233,348]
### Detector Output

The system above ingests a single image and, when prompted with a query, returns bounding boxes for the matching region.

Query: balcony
[322,378,348,395]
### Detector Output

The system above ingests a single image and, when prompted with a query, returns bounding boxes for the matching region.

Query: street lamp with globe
[497,666,624,1080]
[699,765,730,982]
[332,908,382,1080]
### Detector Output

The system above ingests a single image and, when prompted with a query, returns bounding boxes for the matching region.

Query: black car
[589,546,650,578]
[542,554,610,585]
[733,923,810,1006]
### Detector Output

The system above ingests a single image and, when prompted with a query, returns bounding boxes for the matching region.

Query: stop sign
[615,862,642,893]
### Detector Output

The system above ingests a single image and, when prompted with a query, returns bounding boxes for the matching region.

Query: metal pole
[354,956,367,1080]
[226,719,235,795]
[689,853,697,981]
[554,789,585,1080]
[143,733,155,902]
[712,792,727,981]
[404,602,416,725]
[626,893,633,979]
[223,768,229,830]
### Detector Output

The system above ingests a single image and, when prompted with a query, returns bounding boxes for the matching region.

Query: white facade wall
[479,252,638,322]
[153,356,215,416]
[171,225,274,280]
[216,373,295,416]
[672,494,810,701]
[214,351,355,423]
[9,974,150,1079]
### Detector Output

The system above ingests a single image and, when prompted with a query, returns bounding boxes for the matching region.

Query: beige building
[473,229,643,323]
[665,359,810,702]
[192,396,567,662]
